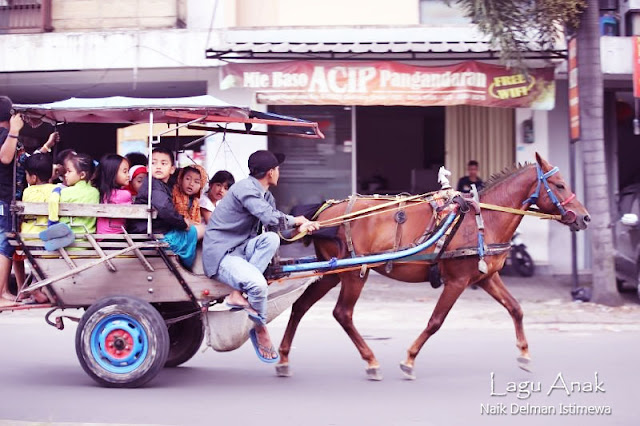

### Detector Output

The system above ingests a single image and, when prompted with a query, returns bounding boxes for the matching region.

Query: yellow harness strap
[478,202,561,220]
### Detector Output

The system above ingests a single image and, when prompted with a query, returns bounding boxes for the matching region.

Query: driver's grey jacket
[202,176,295,277]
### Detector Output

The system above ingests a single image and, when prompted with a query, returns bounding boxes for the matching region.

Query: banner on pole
[568,36,580,142]
[633,36,640,98]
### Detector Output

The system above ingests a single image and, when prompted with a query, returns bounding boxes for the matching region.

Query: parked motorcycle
[508,232,535,277]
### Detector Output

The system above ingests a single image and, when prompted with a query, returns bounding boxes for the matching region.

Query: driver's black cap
[248,150,285,176]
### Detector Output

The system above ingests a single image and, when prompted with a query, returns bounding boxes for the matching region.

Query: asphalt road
[0,284,638,426]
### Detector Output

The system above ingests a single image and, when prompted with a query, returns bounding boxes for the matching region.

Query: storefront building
[205,23,585,274]
[0,0,605,275]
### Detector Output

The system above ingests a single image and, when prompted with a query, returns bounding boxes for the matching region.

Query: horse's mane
[479,162,534,194]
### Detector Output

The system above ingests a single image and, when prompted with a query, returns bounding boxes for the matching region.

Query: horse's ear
[535,152,549,169]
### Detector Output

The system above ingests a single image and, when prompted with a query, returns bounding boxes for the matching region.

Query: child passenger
[50,153,100,234]
[94,154,131,235]
[200,170,234,224]
[128,147,200,269]
[19,153,54,303]
[172,165,207,224]
[51,148,76,185]
[21,154,56,235]
[128,165,147,196]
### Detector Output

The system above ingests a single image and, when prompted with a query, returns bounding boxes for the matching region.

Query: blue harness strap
[523,164,567,216]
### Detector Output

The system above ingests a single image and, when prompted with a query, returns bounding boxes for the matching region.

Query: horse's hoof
[517,356,532,373]
[399,361,416,380]
[276,363,292,377]
[366,367,383,381]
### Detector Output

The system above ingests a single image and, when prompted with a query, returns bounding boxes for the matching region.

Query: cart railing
[12,202,157,220]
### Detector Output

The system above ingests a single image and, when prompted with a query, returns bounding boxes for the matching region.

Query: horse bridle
[523,163,577,224]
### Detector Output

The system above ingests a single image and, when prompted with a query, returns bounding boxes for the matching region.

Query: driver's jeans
[214,232,280,325]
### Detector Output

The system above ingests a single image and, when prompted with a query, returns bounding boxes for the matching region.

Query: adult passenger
[0,97,25,306]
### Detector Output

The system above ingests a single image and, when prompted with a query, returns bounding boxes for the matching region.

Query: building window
[419,0,472,25]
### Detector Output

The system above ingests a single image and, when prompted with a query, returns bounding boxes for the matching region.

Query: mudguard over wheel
[75,296,169,388]
[161,303,204,368]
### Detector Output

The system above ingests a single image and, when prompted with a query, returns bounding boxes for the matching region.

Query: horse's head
[525,153,590,231]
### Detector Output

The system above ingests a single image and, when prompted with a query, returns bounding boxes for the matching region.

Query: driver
[202,150,319,363]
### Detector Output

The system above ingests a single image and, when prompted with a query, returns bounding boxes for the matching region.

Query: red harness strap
[561,193,576,206]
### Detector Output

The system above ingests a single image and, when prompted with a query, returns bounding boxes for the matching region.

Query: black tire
[512,247,535,277]
[616,279,636,293]
[163,305,204,368]
[8,274,17,295]
[75,296,169,388]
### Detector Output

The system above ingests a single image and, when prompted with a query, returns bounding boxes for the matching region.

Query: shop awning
[206,27,566,62]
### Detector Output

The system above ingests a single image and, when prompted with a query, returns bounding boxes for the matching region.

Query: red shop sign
[220,60,555,110]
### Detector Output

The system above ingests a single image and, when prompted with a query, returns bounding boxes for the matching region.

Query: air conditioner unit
[623,0,640,9]
[621,0,640,35]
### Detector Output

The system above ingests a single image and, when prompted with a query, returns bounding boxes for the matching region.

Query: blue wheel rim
[89,314,149,374]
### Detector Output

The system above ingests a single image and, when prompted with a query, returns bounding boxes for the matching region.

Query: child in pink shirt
[93,154,131,235]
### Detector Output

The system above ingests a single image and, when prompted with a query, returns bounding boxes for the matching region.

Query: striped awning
[206,27,566,62]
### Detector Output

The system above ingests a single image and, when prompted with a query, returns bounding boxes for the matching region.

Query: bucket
[204,277,314,352]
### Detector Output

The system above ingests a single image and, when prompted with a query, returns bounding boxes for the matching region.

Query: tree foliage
[447,0,586,66]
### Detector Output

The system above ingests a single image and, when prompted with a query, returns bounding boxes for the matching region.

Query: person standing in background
[457,160,484,193]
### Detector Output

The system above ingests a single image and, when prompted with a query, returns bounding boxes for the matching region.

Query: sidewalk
[292,271,640,332]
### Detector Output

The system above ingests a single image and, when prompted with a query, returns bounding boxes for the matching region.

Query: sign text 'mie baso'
[220,60,555,110]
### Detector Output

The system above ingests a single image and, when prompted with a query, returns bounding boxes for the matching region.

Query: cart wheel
[160,303,204,367]
[75,296,169,388]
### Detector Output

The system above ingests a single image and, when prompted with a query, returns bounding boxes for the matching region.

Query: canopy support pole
[351,105,357,195]
[147,112,154,236]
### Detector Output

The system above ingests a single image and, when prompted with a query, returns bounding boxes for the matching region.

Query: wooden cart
[0,96,322,387]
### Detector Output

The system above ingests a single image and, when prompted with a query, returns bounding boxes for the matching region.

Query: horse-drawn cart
[1,96,591,386]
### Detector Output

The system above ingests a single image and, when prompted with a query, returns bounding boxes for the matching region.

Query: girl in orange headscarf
[172,165,208,225]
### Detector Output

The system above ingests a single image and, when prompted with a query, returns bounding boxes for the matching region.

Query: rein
[477,203,561,220]
[281,163,572,242]
[472,163,571,221]
[280,192,442,242]
[318,192,435,227]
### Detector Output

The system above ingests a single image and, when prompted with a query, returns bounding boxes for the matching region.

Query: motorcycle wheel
[512,247,535,277]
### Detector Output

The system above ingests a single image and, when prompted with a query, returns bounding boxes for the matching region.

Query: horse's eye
[555,184,565,190]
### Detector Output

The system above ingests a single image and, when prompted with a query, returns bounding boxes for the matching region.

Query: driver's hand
[294,215,310,226]
[299,221,320,234]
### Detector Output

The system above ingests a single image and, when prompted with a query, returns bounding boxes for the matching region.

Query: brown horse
[276,153,590,380]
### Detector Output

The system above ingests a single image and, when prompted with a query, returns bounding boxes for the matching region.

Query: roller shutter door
[445,106,515,185]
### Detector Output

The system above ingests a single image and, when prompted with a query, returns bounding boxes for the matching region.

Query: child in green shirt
[49,153,99,234]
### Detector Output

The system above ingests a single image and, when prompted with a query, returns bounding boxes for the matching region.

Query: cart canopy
[13,95,323,139]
